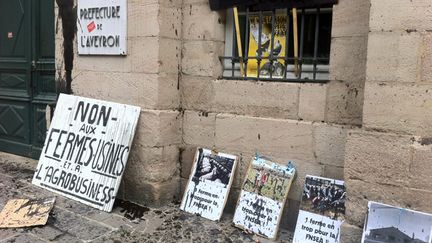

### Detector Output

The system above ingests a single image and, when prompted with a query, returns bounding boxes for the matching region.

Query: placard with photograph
[293,175,346,243]
[233,155,296,239]
[362,201,432,243]
[180,148,237,221]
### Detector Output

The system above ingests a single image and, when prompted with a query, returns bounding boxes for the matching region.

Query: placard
[77,0,127,55]
[293,175,346,243]
[180,148,237,221]
[233,155,296,239]
[0,197,56,228]
[362,201,432,243]
[32,94,140,212]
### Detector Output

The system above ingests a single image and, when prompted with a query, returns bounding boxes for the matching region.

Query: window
[222,7,332,82]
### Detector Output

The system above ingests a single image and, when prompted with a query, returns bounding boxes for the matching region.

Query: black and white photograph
[191,148,235,186]
[180,148,238,221]
[301,175,346,221]
[362,202,432,243]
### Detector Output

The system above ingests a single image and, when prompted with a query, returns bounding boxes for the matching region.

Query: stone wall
[343,0,432,241]
[180,0,370,229]
[55,0,183,205]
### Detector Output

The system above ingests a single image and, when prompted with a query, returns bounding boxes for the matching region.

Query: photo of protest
[191,148,235,186]
[362,202,432,243]
[300,175,346,221]
[242,157,295,203]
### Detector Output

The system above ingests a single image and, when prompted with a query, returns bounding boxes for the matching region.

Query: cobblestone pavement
[0,160,293,242]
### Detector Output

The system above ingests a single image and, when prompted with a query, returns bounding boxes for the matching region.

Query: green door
[0,0,56,158]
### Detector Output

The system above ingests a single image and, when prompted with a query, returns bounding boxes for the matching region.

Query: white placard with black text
[32,94,140,212]
[77,0,127,55]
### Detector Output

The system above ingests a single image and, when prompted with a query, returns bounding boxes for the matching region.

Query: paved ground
[0,159,293,242]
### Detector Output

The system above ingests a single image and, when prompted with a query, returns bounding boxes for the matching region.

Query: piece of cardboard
[233,155,296,239]
[362,201,432,243]
[293,175,346,243]
[32,94,140,212]
[180,148,238,221]
[0,197,56,228]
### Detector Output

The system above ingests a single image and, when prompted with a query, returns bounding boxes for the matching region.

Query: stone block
[180,145,197,179]
[313,123,349,167]
[340,222,363,243]
[130,37,161,74]
[369,0,432,32]
[366,32,421,83]
[128,2,159,37]
[182,2,225,41]
[122,176,180,206]
[181,77,301,119]
[330,36,368,83]
[182,110,216,146]
[322,165,344,180]
[420,33,432,83]
[410,143,432,191]
[181,40,224,78]
[332,0,370,37]
[214,114,315,162]
[298,83,326,122]
[180,75,215,111]
[159,6,182,39]
[345,130,413,188]
[345,179,432,227]
[363,82,432,135]
[126,145,179,183]
[213,79,300,119]
[325,81,364,125]
[159,38,182,74]
[134,109,182,147]
[72,71,145,105]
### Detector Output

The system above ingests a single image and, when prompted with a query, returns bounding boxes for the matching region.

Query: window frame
[222,7,333,83]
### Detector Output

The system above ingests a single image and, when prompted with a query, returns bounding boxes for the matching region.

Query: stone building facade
[2,0,426,241]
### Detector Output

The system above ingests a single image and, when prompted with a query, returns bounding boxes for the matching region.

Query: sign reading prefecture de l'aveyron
[32,94,140,212]
[77,0,127,55]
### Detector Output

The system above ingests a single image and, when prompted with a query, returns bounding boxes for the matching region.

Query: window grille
[221,7,332,82]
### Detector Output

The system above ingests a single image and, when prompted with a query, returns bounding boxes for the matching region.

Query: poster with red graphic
[77,0,127,55]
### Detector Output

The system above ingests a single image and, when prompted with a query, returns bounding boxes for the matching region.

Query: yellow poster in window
[247,15,287,78]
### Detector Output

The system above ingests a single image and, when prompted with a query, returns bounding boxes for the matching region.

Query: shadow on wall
[56,0,76,95]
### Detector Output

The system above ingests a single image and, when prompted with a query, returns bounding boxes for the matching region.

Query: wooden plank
[32,94,140,212]
[233,7,245,77]
[180,148,238,221]
[292,8,299,77]
[233,155,296,239]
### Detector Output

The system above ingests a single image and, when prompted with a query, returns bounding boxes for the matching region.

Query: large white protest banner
[293,175,346,243]
[32,94,140,212]
[180,148,237,221]
[233,155,296,239]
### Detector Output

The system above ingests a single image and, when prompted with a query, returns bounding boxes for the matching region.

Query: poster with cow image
[233,155,296,239]
[362,201,432,243]
[32,94,140,212]
[180,148,237,221]
[293,175,346,243]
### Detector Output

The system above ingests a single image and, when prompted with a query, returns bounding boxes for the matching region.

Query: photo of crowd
[242,158,294,203]
[192,148,235,186]
[301,175,346,221]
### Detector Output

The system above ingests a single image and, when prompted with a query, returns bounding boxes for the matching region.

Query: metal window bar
[221,7,331,83]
